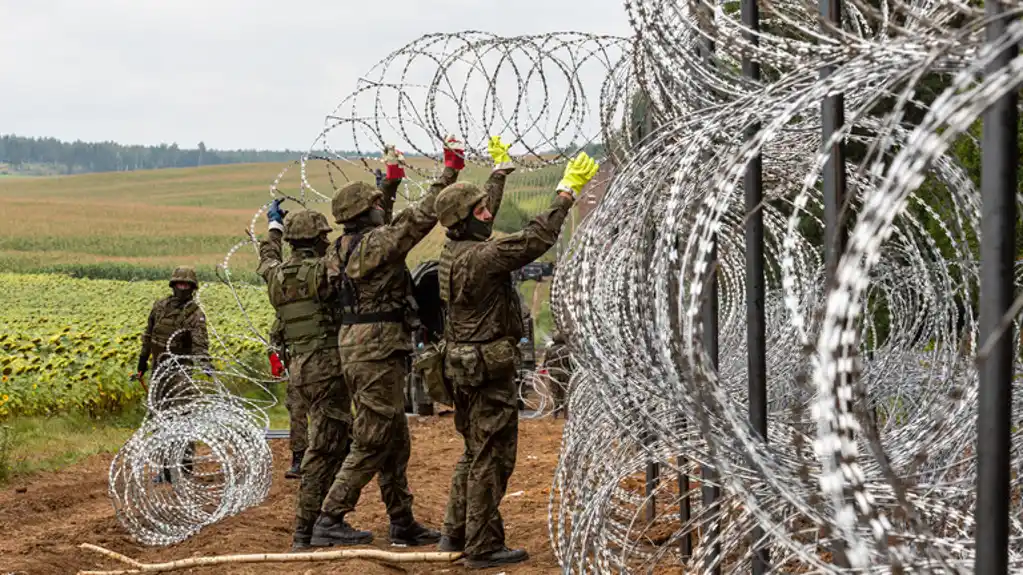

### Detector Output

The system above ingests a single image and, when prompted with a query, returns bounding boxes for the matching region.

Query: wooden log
[77,543,462,574]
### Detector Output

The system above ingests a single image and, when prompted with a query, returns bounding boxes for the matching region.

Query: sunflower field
[0,273,274,420]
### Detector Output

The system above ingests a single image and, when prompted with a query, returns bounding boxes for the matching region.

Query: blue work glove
[267,199,287,233]
[374,169,385,188]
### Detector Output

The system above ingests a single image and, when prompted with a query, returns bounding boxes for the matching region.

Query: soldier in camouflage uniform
[435,146,598,568]
[257,203,353,551]
[269,317,309,479]
[135,266,210,482]
[542,329,573,419]
[311,142,457,548]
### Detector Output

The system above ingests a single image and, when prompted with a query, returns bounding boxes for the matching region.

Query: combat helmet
[283,209,333,241]
[169,266,199,288]
[435,182,486,228]
[332,181,382,223]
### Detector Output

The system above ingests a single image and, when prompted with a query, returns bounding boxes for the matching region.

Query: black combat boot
[388,513,441,547]
[465,547,529,569]
[285,450,304,479]
[291,520,314,551]
[438,534,464,552]
[310,512,373,547]
[181,442,196,477]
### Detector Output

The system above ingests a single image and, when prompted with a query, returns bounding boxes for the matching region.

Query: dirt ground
[0,416,566,575]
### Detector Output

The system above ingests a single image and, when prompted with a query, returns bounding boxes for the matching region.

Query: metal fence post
[741,0,768,571]
[974,1,1018,572]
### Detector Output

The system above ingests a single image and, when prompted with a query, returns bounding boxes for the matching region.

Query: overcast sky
[0,1,632,151]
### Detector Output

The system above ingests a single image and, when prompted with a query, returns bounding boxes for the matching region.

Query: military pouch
[480,338,521,381]
[412,341,452,405]
[445,344,485,388]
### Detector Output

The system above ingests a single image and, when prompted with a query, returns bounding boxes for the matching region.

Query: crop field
[0,273,274,421]
[0,159,568,423]
[1,158,565,279]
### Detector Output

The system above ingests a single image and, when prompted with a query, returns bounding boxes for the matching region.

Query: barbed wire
[550,0,1023,571]
[107,6,1023,570]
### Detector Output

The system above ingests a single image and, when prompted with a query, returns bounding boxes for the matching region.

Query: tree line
[0,134,361,175]
[0,133,607,176]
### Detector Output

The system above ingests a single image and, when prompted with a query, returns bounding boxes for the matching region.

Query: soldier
[542,329,573,419]
[435,149,598,568]
[257,202,352,551]
[311,139,466,548]
[135,266,210,482]
[269,317,308,479]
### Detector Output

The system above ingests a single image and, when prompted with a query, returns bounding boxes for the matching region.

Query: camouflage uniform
[543,331,573,418]
[313,169,455,547]
[270,317,309,476]
[257,209,352,550]
[137,266,209,409]
[136,267,209,483]
[437,178,575,562]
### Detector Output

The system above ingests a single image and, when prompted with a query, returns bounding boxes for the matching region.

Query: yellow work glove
[487,135,514,172]
[556,151,600,198]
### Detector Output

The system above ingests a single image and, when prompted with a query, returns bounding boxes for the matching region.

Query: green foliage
[494,198,531,234]
[0,273,274,421]
[0,425,13,484]
[35,262,261,285]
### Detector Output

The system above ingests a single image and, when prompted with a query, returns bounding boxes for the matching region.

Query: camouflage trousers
[286,379,310,453]
[290,349,353,527]
[321,354,414,520]
[442,372,519,557]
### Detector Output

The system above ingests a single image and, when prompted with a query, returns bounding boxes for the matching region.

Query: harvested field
[0,416,566,574]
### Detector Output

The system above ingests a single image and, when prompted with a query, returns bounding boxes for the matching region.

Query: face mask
[314,236,329,256]
[466,216,493,241]
[368,207,385,227]
[172,287,194,302]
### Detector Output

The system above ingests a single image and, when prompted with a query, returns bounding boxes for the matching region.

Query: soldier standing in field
[310,140,462,548]
[134,266,211,482]
[434,149,598,568]
[257,203,352,551]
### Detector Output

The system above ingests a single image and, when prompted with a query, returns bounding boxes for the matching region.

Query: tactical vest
[336,232,407,325]
[439,239,522,343]
[150,299,199,361]
[271,257,339,355]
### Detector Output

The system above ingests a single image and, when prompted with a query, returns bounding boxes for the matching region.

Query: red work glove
[443,135,465,170]
[384,145,405,179]
[269,352,284,377]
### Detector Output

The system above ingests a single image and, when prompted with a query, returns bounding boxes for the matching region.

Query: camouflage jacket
[139,295,209,369]
[326,167,458,363]
[440,183,573,344]
[257,230,340,357]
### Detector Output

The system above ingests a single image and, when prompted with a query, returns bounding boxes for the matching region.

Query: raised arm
[471,193,575,275]
[484,135,515,218]
[346,164,459,279]
[256,199,287,284]
[380,145,405,223]
[472,151,599,276]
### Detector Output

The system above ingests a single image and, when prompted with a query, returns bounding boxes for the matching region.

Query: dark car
[519,262,544,282]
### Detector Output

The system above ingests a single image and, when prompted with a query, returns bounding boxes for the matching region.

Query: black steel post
[974,1,1018,572]
[701,243,721,575]
[820,0,847,280]
[742,0,768,571]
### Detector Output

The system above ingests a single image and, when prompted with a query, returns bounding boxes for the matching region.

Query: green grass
[0,408,143,482]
